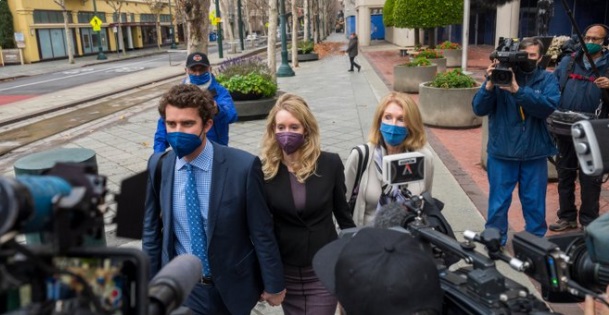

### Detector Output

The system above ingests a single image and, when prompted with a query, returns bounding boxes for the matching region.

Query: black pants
[555,134,602,226]
[349,56,360,71]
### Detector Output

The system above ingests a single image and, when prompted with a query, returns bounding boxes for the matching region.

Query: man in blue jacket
[549,24,609,232]
[154,52,237,152]
[472,38,559,246]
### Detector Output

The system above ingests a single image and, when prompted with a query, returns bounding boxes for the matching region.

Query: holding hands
[260,289,287,307]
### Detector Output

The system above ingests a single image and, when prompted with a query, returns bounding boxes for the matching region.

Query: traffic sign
[90,16,102,32]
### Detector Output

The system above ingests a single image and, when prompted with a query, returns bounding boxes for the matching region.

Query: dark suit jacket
[263,151,356,267]
[142,143,285,314]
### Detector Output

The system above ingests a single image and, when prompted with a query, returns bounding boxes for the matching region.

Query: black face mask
[518,59,538,73]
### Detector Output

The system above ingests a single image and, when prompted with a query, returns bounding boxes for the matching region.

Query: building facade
[7,0,177,63]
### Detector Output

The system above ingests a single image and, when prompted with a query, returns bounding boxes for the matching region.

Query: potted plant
[436,41,462,68]
[393,57,437,94]
[418,69,481,128]
[415,49,446,72]
[215,57,280,121]
[287,40,319,62]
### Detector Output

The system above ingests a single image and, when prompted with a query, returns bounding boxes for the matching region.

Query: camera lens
[491,69,512,86]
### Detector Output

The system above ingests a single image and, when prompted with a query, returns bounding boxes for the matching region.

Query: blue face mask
[167,131,203,158]
[189,72,211,86]
[380,122,409,147]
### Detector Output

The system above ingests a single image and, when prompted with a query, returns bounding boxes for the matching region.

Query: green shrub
[215,57,277,98]
[406,56,432,67]
[429,69,477,88]
[298,40,314,54]
[383,0,395,27]
[437,41,461,50]
[0,0,16,49]
[393,0,462,29]
[417,49,443,59]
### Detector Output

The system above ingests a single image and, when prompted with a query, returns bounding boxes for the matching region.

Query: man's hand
[584,285,609,315]
[594,76,609,90]
[485,62,496,91]
[212,101,219,116]
[498,67,520,94]
[260,289,287,306]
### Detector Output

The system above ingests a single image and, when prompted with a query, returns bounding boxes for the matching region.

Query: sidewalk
[0,33,591,314]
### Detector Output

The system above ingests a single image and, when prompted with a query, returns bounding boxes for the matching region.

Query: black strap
[561,52,609,118]
[152,151,170,198]
[351,144,370,199]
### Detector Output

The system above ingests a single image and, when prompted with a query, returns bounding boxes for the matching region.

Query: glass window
[33,10,72,24]
[78,11,107,23]
[141,14,156,22]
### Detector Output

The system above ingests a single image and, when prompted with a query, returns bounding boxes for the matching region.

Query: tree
[52,0,75,64]
[267,0,278,78]
[176,0,210,53]
[106,0,127,56]
[290,0,298,68]
[383,0,394,27]
[393,0,462,48]
[303,0,310,40]
[0,0,15,49]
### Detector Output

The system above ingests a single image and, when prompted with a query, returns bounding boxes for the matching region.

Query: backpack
[348,144,370,215]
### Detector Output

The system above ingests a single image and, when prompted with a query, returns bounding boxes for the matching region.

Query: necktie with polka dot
[185,164,211,277]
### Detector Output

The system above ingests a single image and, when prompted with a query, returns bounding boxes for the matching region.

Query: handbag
[546,110,597,136]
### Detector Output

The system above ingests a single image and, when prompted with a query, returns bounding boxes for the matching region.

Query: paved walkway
[0,33,596,314]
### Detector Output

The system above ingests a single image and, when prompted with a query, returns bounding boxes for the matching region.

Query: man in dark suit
[142,84,285,315]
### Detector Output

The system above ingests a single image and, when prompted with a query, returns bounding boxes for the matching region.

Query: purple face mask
[275,132,305,154]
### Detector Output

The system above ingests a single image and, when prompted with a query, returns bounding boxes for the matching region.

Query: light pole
[277,0,295,77]
[92,0,107,60]
[237,0,244,51]
[168,0,177,49]
[215,0,224,58]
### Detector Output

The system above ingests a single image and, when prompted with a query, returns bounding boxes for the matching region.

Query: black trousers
[555,134,602,226]
[349,56,360,70]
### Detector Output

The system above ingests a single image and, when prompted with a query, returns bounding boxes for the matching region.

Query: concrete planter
[418,82,481,128]
[436,49,462,67]
[430,57,447,73]
[393,64,437,94]
[235,91,283,121]
[287,53,319,62]
[480,116,558,180]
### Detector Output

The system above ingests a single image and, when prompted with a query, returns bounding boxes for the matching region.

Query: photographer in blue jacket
[472,38,559,246]
[154,52,237,152]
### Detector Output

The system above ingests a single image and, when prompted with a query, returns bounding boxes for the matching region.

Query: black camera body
[490,37,529,86]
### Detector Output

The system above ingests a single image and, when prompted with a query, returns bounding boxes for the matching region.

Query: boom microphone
[148,254,202,315]
[373,202,410,228]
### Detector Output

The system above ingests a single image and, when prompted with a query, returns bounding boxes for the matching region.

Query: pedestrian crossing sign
[90,16,102,32]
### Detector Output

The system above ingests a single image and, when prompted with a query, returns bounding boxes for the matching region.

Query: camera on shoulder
[489,37,529,86]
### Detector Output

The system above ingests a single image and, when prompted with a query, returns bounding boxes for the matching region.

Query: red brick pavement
[362,44,609,238]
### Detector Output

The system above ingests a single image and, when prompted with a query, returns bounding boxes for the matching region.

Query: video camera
[489,37,529,86]
[0,163,201,315]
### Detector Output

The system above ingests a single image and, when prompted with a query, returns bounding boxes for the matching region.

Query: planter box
[393,64,437,94]
[480,116,558,180]
[430,57,447,73]
[287,53,319,62]
[235,91,284,121]
[436,49,462,68]
[418,82,481,128]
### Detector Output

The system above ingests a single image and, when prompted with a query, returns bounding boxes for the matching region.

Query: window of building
[113,13,128,22]
[160,14,171,23]
[78,11,107,23]
[141,14,157,22]
[131,13,135,22]
[370,8,383,15]
[33,10,73,24]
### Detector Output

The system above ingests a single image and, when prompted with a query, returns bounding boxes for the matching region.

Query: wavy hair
[261,93,321,183]
[368,92,427,151]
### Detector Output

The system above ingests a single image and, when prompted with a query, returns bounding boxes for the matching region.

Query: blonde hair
[261,93,321,182]
[368,92,427,151]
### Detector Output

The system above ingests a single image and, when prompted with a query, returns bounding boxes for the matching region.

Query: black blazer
[264,151,356,267]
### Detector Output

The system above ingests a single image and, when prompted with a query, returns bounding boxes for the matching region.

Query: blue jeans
[486,156,548,245]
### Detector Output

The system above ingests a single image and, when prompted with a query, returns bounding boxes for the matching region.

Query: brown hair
[261,93,321,182]
[158,84,215,123]
[368,92,427,151]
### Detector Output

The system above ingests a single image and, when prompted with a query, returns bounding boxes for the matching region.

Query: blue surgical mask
[380,122,409,147]
[189,72,211,86]
[167,131,203,158]
[585,43,603,55]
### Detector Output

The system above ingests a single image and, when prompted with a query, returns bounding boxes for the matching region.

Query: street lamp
[168,0,177,49]
[215,0,224,58]
[277,0,295,77]
[237,0,244,51]
[92,0,107,60]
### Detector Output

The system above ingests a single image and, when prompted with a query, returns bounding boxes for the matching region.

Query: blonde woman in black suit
[260,93,356,315]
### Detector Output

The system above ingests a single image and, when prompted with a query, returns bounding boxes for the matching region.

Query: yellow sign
[209,10,222,26]
[90,16,102,32]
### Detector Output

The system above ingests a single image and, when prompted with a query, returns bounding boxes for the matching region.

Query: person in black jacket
[260,93,356,315]
[347,33,361,72]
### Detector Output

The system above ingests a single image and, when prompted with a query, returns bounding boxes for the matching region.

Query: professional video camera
[489,37,529,86]
[0,163,201,315]
[343,145,609,314]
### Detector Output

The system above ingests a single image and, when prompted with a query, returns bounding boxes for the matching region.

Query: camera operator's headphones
[583,24,609,46]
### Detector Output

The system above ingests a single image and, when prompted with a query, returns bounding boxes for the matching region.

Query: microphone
[373,202,410,229]
[148,254,202,315]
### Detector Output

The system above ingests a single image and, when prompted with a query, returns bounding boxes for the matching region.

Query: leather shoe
[348,69,354,72]
[549,219,577,232]
[357,65,361,72]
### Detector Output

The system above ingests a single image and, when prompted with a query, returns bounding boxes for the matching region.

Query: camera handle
[463,229,529,272]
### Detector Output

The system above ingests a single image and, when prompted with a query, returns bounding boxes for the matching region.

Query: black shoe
[357,65,361,72]
[348,69,354,72]
[549,219,578,232]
